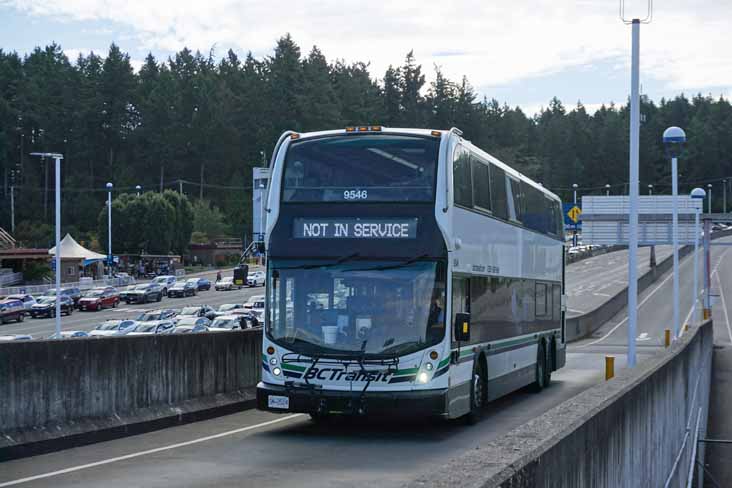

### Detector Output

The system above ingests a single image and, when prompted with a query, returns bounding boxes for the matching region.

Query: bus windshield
[282,134,440,203]
[266,259,446,357]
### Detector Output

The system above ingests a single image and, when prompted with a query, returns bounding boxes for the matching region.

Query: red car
[78,287,120,311]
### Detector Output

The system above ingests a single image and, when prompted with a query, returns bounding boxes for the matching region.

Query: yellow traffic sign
[567,206,582,223]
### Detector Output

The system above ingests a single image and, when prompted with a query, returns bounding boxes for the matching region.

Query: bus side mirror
[454,312,471,342]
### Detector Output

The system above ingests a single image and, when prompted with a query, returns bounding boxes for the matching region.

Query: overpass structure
[1,238,731,487]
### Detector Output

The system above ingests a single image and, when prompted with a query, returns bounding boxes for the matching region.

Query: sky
[0,0,730,116]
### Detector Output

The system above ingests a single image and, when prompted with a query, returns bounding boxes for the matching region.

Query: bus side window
[507,177,522,222]
[471,156,492,212]
[490,165,509,220]
[535,282,548,317]
[453,147,473,207]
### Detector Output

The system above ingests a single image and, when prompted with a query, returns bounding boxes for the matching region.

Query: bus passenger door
[448,277,472,418]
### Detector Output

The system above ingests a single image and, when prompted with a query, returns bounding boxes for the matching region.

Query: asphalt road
[4,243,723,487]
[0,267,265,338]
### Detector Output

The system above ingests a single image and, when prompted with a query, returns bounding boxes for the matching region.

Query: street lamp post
[572,183,579,247]
[106,182,113,274]
[690,188,705,324]
[605,184,611,196]
[259,181,266,242]
[707,184,712,214]
[30,152,63,337]
[724,179,727,214]
[648,184,653,196]
[135,185,142,196]
[663,126,686,340]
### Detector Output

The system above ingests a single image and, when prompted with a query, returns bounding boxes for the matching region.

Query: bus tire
[545,339,554,387]
[532,341,547,393]
[465,358,486,425]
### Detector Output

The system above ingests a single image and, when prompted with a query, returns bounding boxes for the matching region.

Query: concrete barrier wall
[0,330,262,455]
[410,321,714,488]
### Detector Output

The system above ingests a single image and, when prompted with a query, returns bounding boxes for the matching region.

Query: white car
[210,315,248,330]
[152,275,177,296]
[0,334,32,341]
[244,295,265,309]
[247,271,265,287]
[215,277,240,291]
[127,320,175,336]
[89,320,138,337]
[6,294,37,312]
[47,330,90,339]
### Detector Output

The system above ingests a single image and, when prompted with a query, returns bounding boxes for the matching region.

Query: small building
[188,239,243,266]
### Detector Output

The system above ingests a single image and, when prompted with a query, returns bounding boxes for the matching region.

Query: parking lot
[0,267,266,338]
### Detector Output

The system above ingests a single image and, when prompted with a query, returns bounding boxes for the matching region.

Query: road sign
[567,206,582,224]
[562,203,582,227]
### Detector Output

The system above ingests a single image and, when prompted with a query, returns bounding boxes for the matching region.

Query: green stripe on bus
[437,357,450,369]
[281,363,307,372]
[393,367,419,376]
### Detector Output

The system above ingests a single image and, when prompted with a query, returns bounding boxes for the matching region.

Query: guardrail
[0,329,262,460]
[409,321,714,488]
[0,271,23,287]
[0,276,134,297]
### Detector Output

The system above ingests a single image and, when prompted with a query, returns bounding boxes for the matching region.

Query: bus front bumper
[257,382,448,417]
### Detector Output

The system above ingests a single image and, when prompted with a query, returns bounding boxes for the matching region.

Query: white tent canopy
[49,234,107,261]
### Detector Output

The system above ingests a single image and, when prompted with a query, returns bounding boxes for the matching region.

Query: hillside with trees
[1,35,731,252]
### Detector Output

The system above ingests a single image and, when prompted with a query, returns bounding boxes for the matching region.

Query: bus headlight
[424,362,434,371]
[417,372,429,383]
[269,357,278,365]
[272,367,282,376]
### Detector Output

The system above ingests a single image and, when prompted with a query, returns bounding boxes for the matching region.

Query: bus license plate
[268,395,289,409]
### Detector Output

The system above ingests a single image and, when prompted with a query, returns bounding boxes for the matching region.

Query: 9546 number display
[343,190,367,200]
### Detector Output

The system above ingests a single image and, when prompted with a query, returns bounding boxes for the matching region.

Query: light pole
[663,126,686,340]
[572,183,579,247]
[9,178,14,234]
[691,188,705,324]
[259,181,266,242]
[135,185,142,196]
[648,184,653,196]
[605,184,611,196]
[724,179,727,213]
[106,182,113,274]
[707,184,712,214]
[30,152,63,337]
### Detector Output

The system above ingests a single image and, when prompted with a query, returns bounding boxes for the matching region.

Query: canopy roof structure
[49,234,107,261]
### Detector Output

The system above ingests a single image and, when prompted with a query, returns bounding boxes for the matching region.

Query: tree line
[1,34,731,252]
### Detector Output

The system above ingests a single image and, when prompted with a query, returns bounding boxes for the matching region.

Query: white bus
[256,126,565,422]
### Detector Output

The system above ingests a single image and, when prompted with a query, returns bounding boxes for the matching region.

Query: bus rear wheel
[532,342,547,392]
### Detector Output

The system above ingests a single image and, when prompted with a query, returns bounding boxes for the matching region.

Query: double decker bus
[256,126,565,421]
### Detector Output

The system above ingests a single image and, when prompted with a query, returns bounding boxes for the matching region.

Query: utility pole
[10,184,15,234]
[724,179,727,214]
[179,179,183,195]
[200,164,204,200]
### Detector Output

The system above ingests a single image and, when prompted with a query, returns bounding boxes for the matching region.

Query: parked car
[89,319,138,337]
[6,294,37,312]
[215,277,240,291]
[0,334,32,341]
[187,277,211,291]
[115,272,136,285]
[176,305,216,321]
[127,320,175,336]
[135,309,177,322]
[172,323,210,334]
[119,284,138,302]
[0,298,25,324]
[48,330,90,339]
[124,283,163,304]
[210,314,252,330]
[30,296,74,318]
[247,271,265,287]
[44,287,82,307]
[168,280,197,298]
[174,316,211,329]
[217,303,245,313]
[152,275,177,296]
[78,288,120,311]
[244,295,265,309]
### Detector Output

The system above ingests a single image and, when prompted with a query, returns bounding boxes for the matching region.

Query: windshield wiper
[348,253,429,272]
[379,340,426,355]
[274,252,361,271]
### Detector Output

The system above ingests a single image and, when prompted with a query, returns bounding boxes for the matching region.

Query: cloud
[3,0,732,96]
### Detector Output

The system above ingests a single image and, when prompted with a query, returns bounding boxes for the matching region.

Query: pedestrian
[216,270,222,282]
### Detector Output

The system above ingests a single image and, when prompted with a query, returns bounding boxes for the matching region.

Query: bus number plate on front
[268,395,290,409]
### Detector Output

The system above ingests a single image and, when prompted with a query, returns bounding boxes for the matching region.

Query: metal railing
[0,276,135,297]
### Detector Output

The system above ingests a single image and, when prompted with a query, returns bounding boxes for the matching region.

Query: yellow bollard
[703,309,711,320]
[684,324,690,333]
[665,329,671,348]
[605,356,615,381]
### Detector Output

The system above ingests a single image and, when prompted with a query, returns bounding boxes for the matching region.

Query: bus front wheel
[532,342,547,392]
[465,358,486,425]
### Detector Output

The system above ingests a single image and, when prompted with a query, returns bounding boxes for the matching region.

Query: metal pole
[724,180,727,213]
[708,186,712,214]
[179,180,183,195]
[648,185,653,196]
[693,208,700,323]
[10,184,14,234]
[107,189,112,271]
[54,156,61,337]
[627,19,641,367]
[671,156,679,338]
[573,185,578,247]
[704,218,711,320]
[260,185,265,241]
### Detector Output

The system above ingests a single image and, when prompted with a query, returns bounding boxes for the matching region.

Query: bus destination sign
[293,218,418,239]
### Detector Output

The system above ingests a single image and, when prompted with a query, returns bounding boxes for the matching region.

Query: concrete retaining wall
[0,329,262,458]
[409,321,714,488]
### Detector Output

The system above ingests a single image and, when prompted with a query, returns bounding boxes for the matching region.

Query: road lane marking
[714,271,732,344]
[579,247,726,348]
[0,414,304,487]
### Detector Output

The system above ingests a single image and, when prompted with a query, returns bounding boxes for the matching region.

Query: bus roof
[284,127,561,203]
